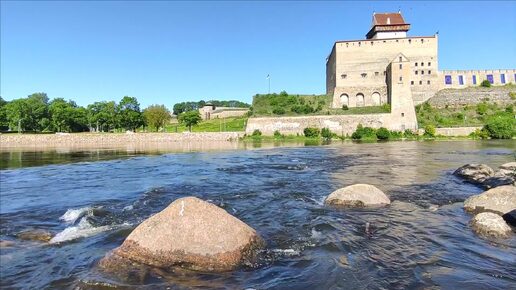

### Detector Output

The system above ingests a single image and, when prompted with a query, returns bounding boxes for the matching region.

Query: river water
[0,140,515,289]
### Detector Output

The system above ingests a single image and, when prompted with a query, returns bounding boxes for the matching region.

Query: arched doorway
[356,93,364,107]
[372,92,381,105]
[340,94,349,107]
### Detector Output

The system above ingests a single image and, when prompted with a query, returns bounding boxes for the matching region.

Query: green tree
[87,101,118,132]
[178,110,202,132]
[5,98,29,131]
[483,114,514,139]
[48,98,88,132]
[0,97,9,130]
[143,104,172,131]
[118,96,143,131]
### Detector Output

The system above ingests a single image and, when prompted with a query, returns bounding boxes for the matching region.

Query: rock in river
[100,196,264,272]
[325,184,391,207]
[16,229,53,242]
[470,212,512,238]
[463,185,516,215]
[453,164,494,185]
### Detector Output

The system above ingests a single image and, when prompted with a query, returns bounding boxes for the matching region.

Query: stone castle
[326,12,515,108]
[245,11,515,135]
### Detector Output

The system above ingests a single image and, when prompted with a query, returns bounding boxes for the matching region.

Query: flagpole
[268,74,270,94]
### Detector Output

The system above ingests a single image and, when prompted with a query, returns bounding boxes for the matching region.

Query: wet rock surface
[100,197,265,272]
[470,212,512,238]
[463,185,516,215]
[325,184,391,207]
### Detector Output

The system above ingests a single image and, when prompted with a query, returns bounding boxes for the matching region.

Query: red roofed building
[366,12,411,39]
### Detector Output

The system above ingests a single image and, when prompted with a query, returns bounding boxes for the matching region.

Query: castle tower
[387,53,418,131]
[366,12,410,39]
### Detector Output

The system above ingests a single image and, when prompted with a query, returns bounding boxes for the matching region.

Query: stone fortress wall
[199,105,249,120]
[438,69,516,89]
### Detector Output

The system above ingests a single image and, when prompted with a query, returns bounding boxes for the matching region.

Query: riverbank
[0,132,244,149]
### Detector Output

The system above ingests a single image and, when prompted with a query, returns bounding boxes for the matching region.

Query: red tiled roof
[373,13,406,26]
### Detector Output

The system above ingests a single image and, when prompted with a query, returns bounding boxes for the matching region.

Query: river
[0,140,515,289]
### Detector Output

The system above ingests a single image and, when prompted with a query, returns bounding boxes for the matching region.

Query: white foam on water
[123,205,134,211]
[59,207,93,224]
[272,248,300,256]
[50,217,111,244]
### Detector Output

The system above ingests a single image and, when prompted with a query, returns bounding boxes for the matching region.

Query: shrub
[483,115,514,139]
[469,128,490,139]
[272,107,286,115]
[506,104,514,113]
[376,127,390,140]
[403,129,416,138]
[389,130,403,139]
[304,127,320,138]
[291,104,314,114]
[476,102,488,115]
[481,80,491,87]
[342,105,349,110]
[424,124,436,137]
[509,92,516,100]
[252,129,262,137]
[273,130,282,138]
[321,127,333,139]
[351,124,377,140]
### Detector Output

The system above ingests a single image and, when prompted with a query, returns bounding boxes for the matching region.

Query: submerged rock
[0,240,15,248]
[502,209,516,227]
[453,164,494,185]
[324,184,390,207]
[16,229,53,242]
[100,196,264,272]
[463,185,516,215]
[470,212,512,238]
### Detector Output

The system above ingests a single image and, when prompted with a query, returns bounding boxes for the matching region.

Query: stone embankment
[428,86,515,108]
[0,132,244,148]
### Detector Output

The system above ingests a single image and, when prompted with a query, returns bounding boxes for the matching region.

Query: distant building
[199,104,249,120]
[326,12,516,109]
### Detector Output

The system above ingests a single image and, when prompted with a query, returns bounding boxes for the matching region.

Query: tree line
[0,93,173,133]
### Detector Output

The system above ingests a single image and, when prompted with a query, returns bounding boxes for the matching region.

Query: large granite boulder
[499,162,516,178]
[325,184,390,207]
[470,212,512,238]
[463,185,516,215]
[100,197,264,272]
[453,164,494,184]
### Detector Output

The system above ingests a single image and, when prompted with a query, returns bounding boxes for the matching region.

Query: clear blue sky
[1,1,515,108]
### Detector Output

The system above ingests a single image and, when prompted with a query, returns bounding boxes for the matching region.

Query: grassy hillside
[165,117,247,132]
[416,101,514,127]
[250,91,390,116]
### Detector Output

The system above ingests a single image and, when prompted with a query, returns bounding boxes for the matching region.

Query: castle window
[356,93,365,107]
[427,80,431,85]
[421,39,424,43]
[428,62,431,66]
[408,39,412,44]
[346,43,349,47]
[399,57,402,62]
[375,71,379,76]
[399,64,402,69]
[421,70,424,75]
[358,42,361,46]
[415,71,418,75]
[458,75,464,85]
[399,76,403,82]
[361,73,367,78]
[371,41,374,46]
[428,70,431,74]
[445,75,452,84]
[487,74,494,84]
[411,81,414,85]
[501,74,506,84]
[421,62,424,66]
[341,74,347,79]
[419,80,423,85]
[415,62,418,67]
[401,113,405,117]
[472,75,477,84]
